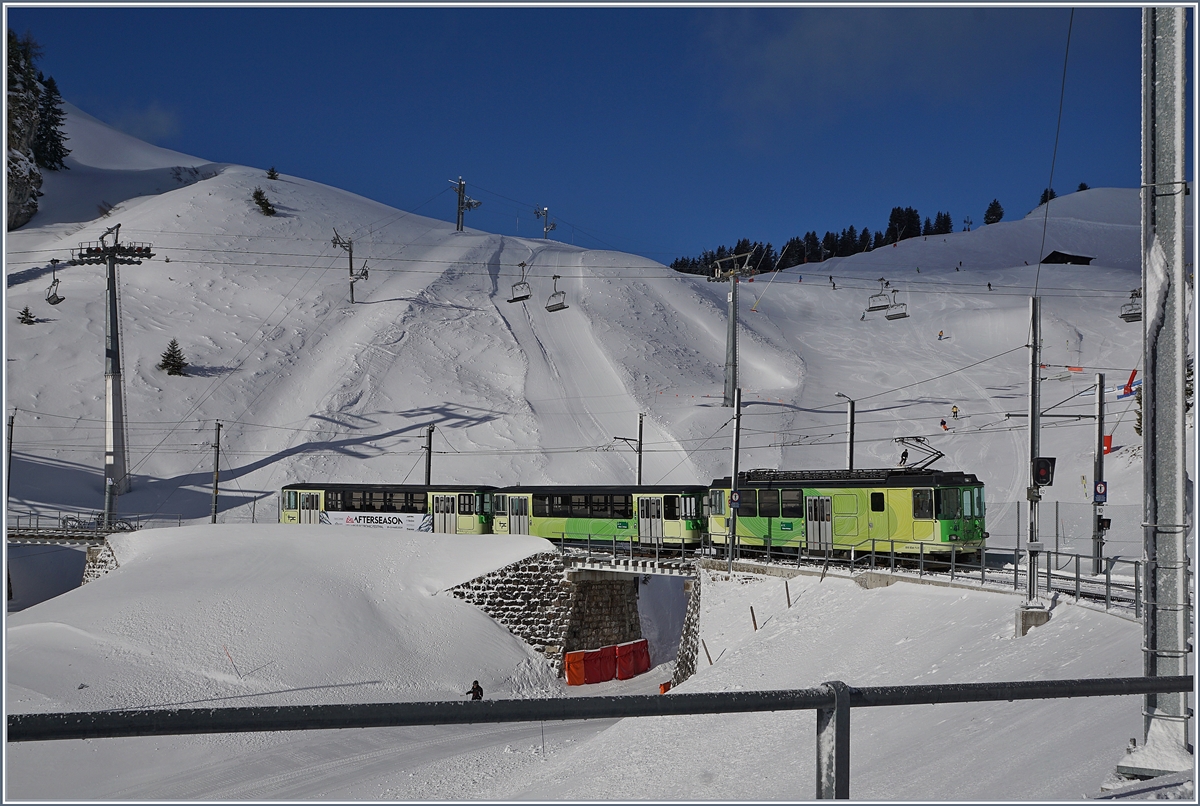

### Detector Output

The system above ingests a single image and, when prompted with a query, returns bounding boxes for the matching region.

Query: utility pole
[450,177,481,232]
[728,387,742,575]
[1092,373,1105,575]
[332,229,368,303]
[1122,6,1192,775]
[424,425,435,486]
[71,224,153,512]
[6,413,13,505]
[210,421,221,524]
[614,412,645,485]
[707,252,755,407]
[535,206,556,239]
[836,393,855,471]
[1026,296,1042,607]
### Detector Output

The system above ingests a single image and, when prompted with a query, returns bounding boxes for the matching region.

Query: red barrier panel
[564,651,586,686]
[584,645,617,684]
[616,639,651,680]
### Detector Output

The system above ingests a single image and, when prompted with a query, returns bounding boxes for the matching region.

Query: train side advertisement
[319,510,434,532]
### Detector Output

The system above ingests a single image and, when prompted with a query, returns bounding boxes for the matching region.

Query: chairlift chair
[1119,288,1142,323]
[45,276,63,305]
[884,289,908,320]
[508,261,532,304]
[866,279,890,312]
[545,274,568,312]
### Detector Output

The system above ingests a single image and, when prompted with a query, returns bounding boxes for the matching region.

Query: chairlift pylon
[1119,288,1142,323]
[508,261,531,303]
[884,289,908,320]
[865,279,890,312]
[545,274,568,312]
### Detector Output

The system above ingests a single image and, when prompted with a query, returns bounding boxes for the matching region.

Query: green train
[707,468,987,554]
[279,467,986,555]
[491,485,706,547]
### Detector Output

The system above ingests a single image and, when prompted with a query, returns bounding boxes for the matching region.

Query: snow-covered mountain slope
[5,106,1189,551]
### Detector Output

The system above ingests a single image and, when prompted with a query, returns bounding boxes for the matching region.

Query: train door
[432,494,458,533]
[299,492,322,524]
[509,495,530,535]
[806,496,832,551]
[638,496,664,545]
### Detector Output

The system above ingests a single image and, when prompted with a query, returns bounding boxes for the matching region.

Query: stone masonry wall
[672,570,701,686]
[450,552,573,670]
[82,541,119,584]
[563,577,641,654]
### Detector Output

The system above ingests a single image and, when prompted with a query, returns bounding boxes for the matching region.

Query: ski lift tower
[71,224,154,508]
[707,252,755,407]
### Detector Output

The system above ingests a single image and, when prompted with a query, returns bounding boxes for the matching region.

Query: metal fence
[6,509,183,536]
[7,675,1191,799]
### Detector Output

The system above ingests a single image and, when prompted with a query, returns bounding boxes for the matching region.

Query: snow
[5,104,1195,799]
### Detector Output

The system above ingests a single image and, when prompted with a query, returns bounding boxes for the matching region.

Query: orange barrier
[616,639,651,680]
[564,651,586,686]
[584,645,617,684]
[565,639,650,685]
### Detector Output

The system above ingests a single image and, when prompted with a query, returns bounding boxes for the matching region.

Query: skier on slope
[466,680,483,700]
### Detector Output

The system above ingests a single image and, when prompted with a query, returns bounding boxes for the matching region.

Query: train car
[706,468,986,555]
[491,485,707,547]
[279,482,495,534]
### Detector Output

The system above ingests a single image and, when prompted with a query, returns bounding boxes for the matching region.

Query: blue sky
[7,5,1187,264]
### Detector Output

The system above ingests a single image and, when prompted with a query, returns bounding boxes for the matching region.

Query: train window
[664,495,679,520]
[758,489,780,518]
[739,490,758,518]
[975,487,985,517]
[961,489,973,518]
[681,496,698,519]
[612,494,633,518]
[533,495,550,517]
[399,493,426,514]
[493,494,507,515]
[708,490,725,515]
[379,492,396,512]
[551,495,570,518]
[481,493,492,515]
[284,490,298,510]
[870,492,885,512]
[347,491,364,511]
[589,495,610,518]
[912,488,934,520]
[458,494,476,515]
[570,495,589,518]
[781,489,803,518]
[935,488,959,519]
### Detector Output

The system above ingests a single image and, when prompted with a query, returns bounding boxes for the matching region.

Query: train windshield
[935,488,960,519]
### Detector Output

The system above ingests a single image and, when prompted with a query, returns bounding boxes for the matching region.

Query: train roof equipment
[1119,288,1142,323]
[894,436,943,470]
[545,274,568,312]
[508,261,532,304]
[865,279,891,312]
[884,289,909,320]
[710,466,980,489]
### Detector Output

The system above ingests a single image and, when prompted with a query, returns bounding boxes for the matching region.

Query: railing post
[889,540,895,572]
[919,542,924,577]
[1105,560,1112,610]
[980,546,986,586]
[815,680,850,799]
[1134,560,1142,618]
[1080,554,1089,604]
[1014,546,1019,591]
[950,544,956,581]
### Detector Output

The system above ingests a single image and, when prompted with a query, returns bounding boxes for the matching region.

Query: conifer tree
[18,305,35,324]
[157,338,189,376]
[1077,182,1089,192]
[251,186,276,216]
[1039,187,1057,206]
[33,74,70,170]
[983,199,1004,225]
[266,166,279,180]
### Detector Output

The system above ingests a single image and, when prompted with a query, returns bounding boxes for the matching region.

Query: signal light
[1033,457,1056,487]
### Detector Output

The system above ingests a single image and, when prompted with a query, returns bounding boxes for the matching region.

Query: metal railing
[7,675,1190,799]
[6,509,184,537]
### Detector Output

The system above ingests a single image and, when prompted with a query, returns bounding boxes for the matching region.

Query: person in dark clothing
[466,680,483,700]
[899,449,908,466]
